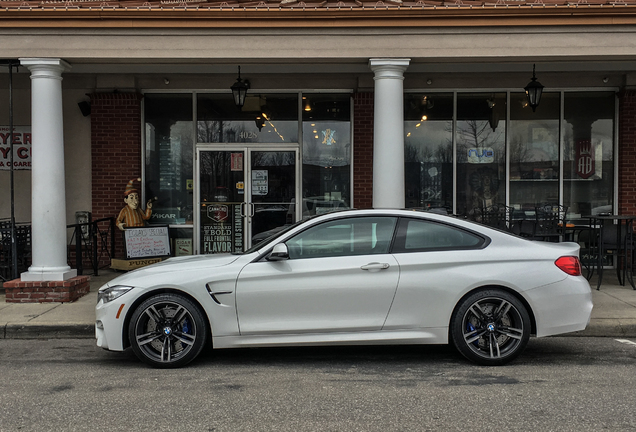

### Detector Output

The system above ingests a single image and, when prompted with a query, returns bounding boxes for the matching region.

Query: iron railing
[67,217,116,276]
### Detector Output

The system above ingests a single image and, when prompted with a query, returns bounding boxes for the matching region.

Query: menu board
[124,226,171,259]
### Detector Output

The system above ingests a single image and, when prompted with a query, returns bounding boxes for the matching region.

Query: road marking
[615,339,636,347]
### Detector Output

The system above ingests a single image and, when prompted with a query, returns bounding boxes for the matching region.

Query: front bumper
[95,292,135,352]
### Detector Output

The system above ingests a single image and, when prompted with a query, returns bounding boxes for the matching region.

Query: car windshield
[236,218,308,255]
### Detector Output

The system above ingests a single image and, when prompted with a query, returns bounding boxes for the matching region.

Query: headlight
[97,285,133,304]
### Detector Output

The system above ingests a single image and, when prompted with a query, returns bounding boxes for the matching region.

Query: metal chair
[480,204,514,232]
[533,204,568,242]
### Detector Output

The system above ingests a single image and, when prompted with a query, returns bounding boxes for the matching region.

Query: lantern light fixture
[230,66,250,110]
[524,64,544,112]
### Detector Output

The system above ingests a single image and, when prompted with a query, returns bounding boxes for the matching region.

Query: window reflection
[197,93,298,143]
[564,92,615,220]
[302,94,351,211]
[456,93,507,217]
[509,92,560,216]
[404,93,454,211]
[144,94,194,226]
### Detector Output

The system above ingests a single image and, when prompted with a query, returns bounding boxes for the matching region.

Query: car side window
[393,218,484,252]
[285,217,397,259]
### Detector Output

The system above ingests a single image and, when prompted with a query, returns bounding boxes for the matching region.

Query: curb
[3,324,95,339]
[568,319,636,338]
[2,322,635,339]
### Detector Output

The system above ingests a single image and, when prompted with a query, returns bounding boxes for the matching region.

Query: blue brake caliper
[467,322,480,347]
[182,318,191,335]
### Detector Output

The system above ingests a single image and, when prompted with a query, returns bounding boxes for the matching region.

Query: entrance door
[196,147,298,254]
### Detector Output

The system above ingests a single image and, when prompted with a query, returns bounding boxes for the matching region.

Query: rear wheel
[450,289,530,366]
[128,293,207,368]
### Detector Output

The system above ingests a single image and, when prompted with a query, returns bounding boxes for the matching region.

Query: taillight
[555,256,582,276]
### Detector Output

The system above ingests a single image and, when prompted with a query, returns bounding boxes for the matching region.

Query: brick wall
[4,276,90,303]
[619,90,636,215]
[90,93,144,260]
[353,92,374,209]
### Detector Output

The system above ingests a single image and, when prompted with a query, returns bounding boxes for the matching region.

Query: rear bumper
[526,276,593,337]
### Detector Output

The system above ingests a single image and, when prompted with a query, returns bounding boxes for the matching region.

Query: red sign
[231,153,243,171]
[0,126,32,170]
[575,140,595,179]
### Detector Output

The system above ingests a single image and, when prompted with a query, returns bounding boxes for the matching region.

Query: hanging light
[230,66,250,110]
[255,115,265,131]
[524,64,544,112]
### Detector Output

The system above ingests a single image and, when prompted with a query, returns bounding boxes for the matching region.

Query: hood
[104,253,242,287]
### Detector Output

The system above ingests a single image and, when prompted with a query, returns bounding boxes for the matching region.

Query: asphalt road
[1,337,635,432]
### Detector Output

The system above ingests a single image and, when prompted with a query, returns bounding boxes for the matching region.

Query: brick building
[1,0,636,283]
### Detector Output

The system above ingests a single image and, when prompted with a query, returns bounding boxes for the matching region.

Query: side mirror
[267,243,289,261]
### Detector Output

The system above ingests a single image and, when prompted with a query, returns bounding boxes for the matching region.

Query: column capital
[19,58,71,79]
[369,58,410,80]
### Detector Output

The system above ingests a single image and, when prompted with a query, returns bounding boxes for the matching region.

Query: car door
[383,217,489,330]
[235,216,400,335]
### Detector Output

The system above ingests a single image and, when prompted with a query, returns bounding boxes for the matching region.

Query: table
[584,215,636,290]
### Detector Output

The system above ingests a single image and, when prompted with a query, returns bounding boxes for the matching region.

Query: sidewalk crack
[27,304,62,322]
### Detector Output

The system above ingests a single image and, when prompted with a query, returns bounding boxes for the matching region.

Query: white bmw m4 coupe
[96,209,592,368]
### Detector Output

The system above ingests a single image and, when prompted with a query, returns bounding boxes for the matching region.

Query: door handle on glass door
[361,262,390,271]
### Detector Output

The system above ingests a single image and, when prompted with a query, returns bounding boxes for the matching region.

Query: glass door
[250,150,297,245]
[196,147,298,254]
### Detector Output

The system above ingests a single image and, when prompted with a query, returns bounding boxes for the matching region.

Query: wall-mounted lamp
[78,101,91,117]
[230,66,250,110]
[524,64,544,112]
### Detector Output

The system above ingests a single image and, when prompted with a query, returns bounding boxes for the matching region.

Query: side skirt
[212,328,449,349]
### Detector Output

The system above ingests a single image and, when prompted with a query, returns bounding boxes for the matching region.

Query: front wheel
[450,289,530,366]
[128,293,208,368]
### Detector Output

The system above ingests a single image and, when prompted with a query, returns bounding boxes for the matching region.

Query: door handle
[361,262,390,271]
[240,202,246,218]
[249,202,255,217]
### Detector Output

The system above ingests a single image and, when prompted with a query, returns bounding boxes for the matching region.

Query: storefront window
[456,93,507,216]
[197,93,298,144]
[509,92,561,216]
[404,93,454,210]
[144,94,194,226]
[564,92,615,220]
[302,93,351,214]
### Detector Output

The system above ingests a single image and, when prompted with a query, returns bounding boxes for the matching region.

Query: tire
[450,289,530,366]
[128,293,208,368]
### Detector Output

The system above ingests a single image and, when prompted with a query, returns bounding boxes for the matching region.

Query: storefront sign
[231,152,243,171]
[0,126,32,170]
[467,147,494,164]
[576,140,595,179]
[322,129,336,146]
[175,238,193,256]
[201,204,243,253]
[252,170,268,195]
[208,204,229,223]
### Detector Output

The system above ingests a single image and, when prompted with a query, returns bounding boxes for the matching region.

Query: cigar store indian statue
[116,178,153,231]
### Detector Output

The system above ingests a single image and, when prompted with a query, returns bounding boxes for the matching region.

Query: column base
[21,268,77,282]
[4,276,90,303]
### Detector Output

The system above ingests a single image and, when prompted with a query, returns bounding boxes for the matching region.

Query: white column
[19,58,76,281]
[369,58,410,209]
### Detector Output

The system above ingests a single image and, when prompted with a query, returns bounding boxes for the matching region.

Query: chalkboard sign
[124,226,171,259]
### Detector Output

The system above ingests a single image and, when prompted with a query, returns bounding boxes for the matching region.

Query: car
[96,209,592,368]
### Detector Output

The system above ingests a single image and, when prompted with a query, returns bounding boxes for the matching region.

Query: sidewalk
[1,269,636,339]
